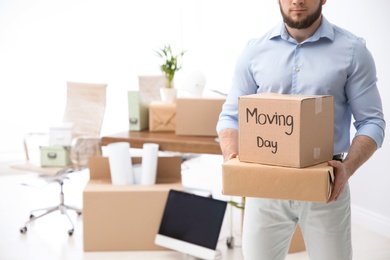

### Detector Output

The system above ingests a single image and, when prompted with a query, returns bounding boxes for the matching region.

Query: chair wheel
[68,229,74,236]
[29,214,34,219]
[226,236,234,249]
[20,227,27,234]
[77,211,82,216]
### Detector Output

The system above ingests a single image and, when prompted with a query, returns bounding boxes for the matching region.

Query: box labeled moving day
[83,156,182,251]
[239,93,334,168]
[149,101,176,132]
[176,97,225,137]
[222,158,334,203]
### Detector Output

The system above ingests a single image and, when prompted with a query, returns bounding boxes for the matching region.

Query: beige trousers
[242,184,352,260]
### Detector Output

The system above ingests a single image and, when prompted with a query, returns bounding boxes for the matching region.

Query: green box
[128,91,149,131]
[40,146,71,167]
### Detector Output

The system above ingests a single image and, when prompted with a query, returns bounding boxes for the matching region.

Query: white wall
[324,0,390,237]
[0,0,389,237]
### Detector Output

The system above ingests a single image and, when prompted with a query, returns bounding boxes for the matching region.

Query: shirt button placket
[292,44,301,94]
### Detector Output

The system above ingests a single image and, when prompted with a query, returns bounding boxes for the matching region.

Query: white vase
[160,88,177,103]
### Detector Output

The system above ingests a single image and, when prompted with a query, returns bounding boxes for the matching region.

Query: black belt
[332,153,344,162]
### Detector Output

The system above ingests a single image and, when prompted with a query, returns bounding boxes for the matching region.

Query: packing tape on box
[313,147,321,159]
[315,97,323,114]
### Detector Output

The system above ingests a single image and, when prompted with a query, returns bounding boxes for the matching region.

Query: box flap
[240,93,332,101]
[88,156,182,182]
[84,181,182,192]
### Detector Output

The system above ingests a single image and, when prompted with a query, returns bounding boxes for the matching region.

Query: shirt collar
[269,16,335,43]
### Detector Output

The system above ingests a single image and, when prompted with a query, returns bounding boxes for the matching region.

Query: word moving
[246,108,295,154]
[245,108,294,135]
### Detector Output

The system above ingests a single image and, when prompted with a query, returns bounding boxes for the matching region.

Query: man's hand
[327,135,377,203]
[218,129,239,162]
[327,159,352,203]
[226,152,237,162]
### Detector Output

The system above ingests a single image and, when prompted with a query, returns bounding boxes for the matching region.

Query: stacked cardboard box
[148,101,176,132]
[222,93,335,203]
[223,158,334,202]
[238,93,334,168]
[142,97,225,136]
[222,93,335,253]
[175,97,225,137]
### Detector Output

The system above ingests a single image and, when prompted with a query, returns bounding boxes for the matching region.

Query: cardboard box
[40,146,71,167]
[238,93,334,168]
[83,156,183,251]
[149,101,176,132]
[128,91,149,131]
[222,158,334,203]
[175,97,225,136]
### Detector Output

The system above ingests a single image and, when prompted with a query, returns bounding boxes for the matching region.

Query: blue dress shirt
[217,16,385,154]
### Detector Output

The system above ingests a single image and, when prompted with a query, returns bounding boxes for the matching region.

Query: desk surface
[101,131,222,155]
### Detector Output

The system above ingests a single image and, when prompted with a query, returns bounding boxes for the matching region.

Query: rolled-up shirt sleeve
[347,38,386,148]
[216,40,259,134]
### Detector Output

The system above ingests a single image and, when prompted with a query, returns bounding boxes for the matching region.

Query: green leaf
[153,44,186,88]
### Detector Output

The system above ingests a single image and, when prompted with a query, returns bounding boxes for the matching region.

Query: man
[216,0,386,259]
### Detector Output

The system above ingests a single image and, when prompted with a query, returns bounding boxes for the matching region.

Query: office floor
[1,155,390,260]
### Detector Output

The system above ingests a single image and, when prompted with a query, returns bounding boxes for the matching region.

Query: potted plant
[154,44,186,102]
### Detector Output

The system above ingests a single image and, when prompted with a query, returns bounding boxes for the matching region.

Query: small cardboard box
[83,156,182,251]
[222,158,334,203]
[176,97,225,137]
[239,93,334,168]
[149,101,176,132]
[40,146,71,167]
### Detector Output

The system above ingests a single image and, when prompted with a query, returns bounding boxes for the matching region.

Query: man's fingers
[328,186,341,203]
[327,160,343,203]
[228,153,237,160]
[224,153,237,162]
[328,159,341,168]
